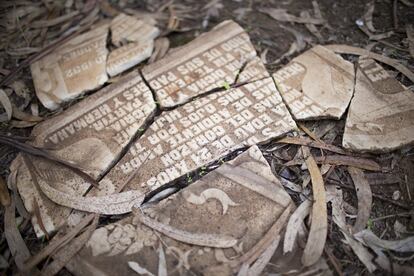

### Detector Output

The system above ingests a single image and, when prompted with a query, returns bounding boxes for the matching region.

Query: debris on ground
[0,1,414,275]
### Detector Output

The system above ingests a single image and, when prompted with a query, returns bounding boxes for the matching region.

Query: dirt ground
[0,0,414,275]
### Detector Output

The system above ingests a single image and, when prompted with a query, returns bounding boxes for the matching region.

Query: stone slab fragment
[343,58,414,152]
[11,71,156,237]
[99,76,296,199]
[31,23,109,110]
[272,45,355,120]
[142,20,261,108]
[66,146,293,275]
[107,41,154,77]
[110,13,159,47]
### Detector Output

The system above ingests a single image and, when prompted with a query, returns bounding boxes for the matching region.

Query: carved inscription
[272,45,355,120]
[143,20,260,107]
[102,77,296,195]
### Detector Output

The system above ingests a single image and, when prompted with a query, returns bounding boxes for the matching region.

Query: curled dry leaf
[348,167,372,233]
[301,146,327,267]
[132,208,238,248]
[0,89,12,121]
[355,229,414,253]
[325,44,414,83]
[363,1,377,32]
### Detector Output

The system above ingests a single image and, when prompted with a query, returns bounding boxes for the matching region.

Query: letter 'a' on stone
[343,58,414,152]
[142,20,262,108]
[30,23,109,110]
[272,45,355,120]
[10,70,156,237]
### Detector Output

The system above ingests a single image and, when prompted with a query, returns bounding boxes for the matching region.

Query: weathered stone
[343,58,414,152]
[110,13,159,47]
[99,76,296,199]
[11,71,156,237]
[107,41,154,77]
[142,20,260,108]
[272,45,355,120]
[66,146,293,275]
[31,23,109,110]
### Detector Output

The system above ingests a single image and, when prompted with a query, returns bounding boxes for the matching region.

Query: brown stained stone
[142,20,260,108]
[110,13,159,47]
[99,76,296,200]
[272,45,355,120]
[31,23,109,110]
[107,41,154,77]
[343,58,414,152]
[11,71,156,237]
[66,146,293,275]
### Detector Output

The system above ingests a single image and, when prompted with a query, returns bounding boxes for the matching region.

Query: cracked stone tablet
[272,45,355,120]
[343,58,414,152]
[142,20,261,108]
[110,13,160,47]
[107,40,154,77]
[65,146,294,275]
[31,23,109,110]
[99,76,296,200]
[11,71,156,237]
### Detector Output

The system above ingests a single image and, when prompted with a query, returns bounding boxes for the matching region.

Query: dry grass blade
[348,167,372,233]
[325,44,414,83]
[41,215,99,276]
[301,146,327,267]
[1,138,98,187]
[260,8,325,25]
[0,89,12,121]
[133,208,238,248]
[277,136,346,155]
[0,175,11,206]
[317,155,381,171]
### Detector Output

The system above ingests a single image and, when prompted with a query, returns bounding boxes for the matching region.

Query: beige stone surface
[11,71,156,237]
[107,40,154,77]
[110,13,159,47]
[142,20,260,108]
[343,58,414,152]
[66,146,293,275]
[99,76,296,199]
[31,23,109,110]
[272,45,355,120]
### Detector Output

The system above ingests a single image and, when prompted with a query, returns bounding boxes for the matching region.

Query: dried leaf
[301,146,327,266]
[133,208,238,248]
[0,175,11,206]
[12,105,43,122]
[325,44,414,83]
[407,24,414,58]
[302,11,323,40]
[247,235,281,275]
[158,244,167,276]
[260,8,325,25]
[32,198,49,240]
[128,261,155,276]
[148,37,170,64]
[284,199,311,253]
[348,167,372,233]
[363,1,377,32]
[277,136,346,155]
[317,155,381,171]
[355,229,414,252]
[0,88,12,121]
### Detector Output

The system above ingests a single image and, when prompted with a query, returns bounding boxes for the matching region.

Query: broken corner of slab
[31,23,109,110]
[343,58,414,152]
[272,45,355,120]
[12,71,156,237]
[142,20,265,108]
[66,146,330,276]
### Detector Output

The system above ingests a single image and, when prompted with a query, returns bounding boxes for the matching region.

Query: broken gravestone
[10,71,155,237]
[98,76,296,200]
[343,58,414,152]
[65,146,330,275]
[272,45,355,120]
[142,20,262,108]
[31,23,109,110]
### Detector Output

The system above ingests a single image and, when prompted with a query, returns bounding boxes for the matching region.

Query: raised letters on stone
[142,20,260,108]
[11,71,156,237]
[343,58,414,152]
[99,77,296,199]
[31,23,109,110]
[272,45,355,120]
